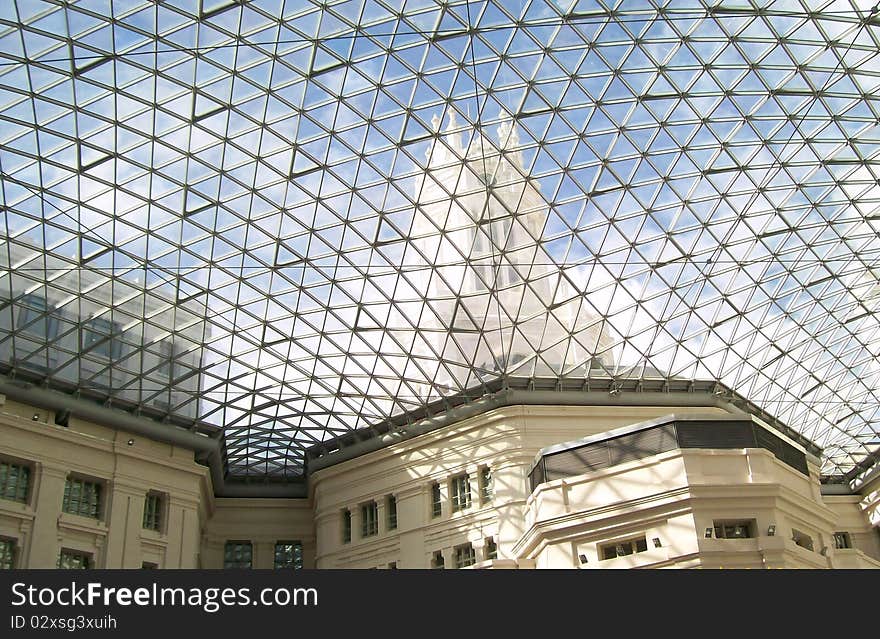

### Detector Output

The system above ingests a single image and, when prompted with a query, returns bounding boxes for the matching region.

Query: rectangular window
[479,466,493,503]
[274,541,303,569]
[157,340,187,385]
[455,543,476,568]
[82,316,122,359]
[431,482,442,518]
[485,537,497,560]
[142,493,163,531]
[18,293,58,339]
[431,551,444,569]
[386,495,397,531]
[388,562,397,569]
[223,541,252,568]
[342,509,352,543]
[713,520,754,539]
[792,529,814,551]
[62,477,102,519]
[141,562,158,569]
[361,501,378,537]
[157,340,174,380]
[599,535,649,561]
[57,550,91,569]
[0,538,16,569]
[833,532,852,550]
[451,473,471,512]
[0,460,30,503]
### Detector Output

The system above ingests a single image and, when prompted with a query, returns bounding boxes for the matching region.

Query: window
[0,538,16,569]
[791,529,814,551]
[361,501,378,537]
[713,520,754,539]
[431,482,441,518]
[143,493,163,531]
[62,477,102,519]
[388,562,397,569]
[58,550,91,569]
[157,339,176,380]
[156,339,187,386]
[485,537,497,560]
[599,535,649,561]
[55,410,69,427]
[141,562,158,569]
[431,551,444,569]
[274,541,303,569]
[223,541,252,568]
[342,509,352,543]
[386,494,397,530]
[479,466,493,503]
[833,532,852,550]
[0,460,30,503]
[451,473,471,512]
[18,293,58,339]
[82,316,122,359]
[455,543,476,568]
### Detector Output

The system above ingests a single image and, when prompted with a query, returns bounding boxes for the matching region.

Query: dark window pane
[223,541,252,568]
[62,478,101,519]
[361,501,378,537]
[58,550,90,569]
[480,467,493,502]
[451,474,471,512]
[0,462,30,503]
[82,317,122,359]
[274,541,303,569]
[0,539,15,569]
[342,509,351,543]
[455,544,475,568]
[143,494,162,531]
[431,483,441,518]
[387,495,397,530]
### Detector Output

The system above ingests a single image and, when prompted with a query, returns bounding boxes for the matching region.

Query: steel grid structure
[0,0,879,480]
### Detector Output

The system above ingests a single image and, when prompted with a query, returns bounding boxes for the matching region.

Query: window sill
[140,528,167,543]
[0,500,34,519]
[57,513,108,536]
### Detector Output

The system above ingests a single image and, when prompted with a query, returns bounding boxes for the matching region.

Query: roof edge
[306,377,823,474]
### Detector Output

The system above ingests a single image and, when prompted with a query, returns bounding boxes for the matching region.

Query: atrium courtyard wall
[201,498,316,570]
[311,403,730,568]
[0,390,878,569]
[0,397,207,569]
[522,446,879,569]
[311,405,880,569]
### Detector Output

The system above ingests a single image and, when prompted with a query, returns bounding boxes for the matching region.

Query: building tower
[409,111,616,394]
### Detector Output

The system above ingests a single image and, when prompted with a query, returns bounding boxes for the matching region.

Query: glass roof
[1,0,879,480]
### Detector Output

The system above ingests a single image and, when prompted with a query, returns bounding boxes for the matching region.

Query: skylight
[1,0,879,479]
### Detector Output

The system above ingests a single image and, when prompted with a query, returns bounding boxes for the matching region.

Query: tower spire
[497,111,519,150]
